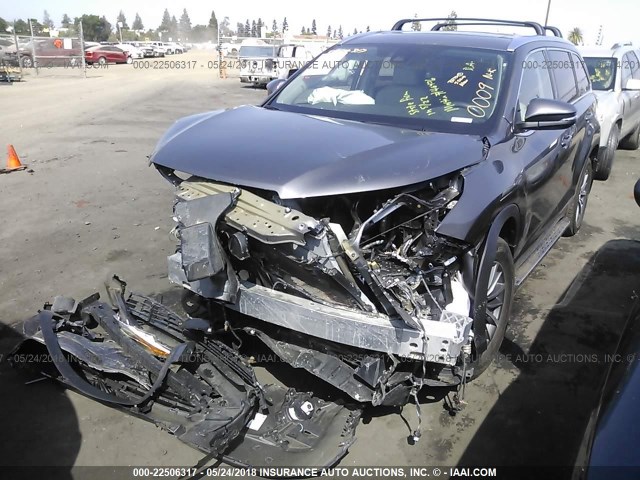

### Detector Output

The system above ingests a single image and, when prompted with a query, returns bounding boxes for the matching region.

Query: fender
[472,204,519,355]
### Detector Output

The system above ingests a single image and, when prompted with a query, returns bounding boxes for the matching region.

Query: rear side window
[517,50,554,121]
[572,53,590,96]
[547,50,578,102]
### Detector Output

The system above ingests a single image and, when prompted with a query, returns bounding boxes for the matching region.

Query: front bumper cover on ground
[9,279,361,468]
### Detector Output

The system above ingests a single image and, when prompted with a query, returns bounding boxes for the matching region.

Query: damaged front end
[9,279,360,467]
[161,166,475,407]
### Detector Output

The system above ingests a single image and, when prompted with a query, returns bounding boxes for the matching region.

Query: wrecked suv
[153,19,598,400]
[12,18,599,466]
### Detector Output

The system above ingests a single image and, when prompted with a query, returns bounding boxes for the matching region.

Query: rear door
[547,49,590,211]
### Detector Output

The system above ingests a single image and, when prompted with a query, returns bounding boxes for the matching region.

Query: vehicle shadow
[458,239,640,470]
[0,321,81,478]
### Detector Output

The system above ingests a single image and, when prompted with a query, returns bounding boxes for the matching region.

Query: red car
[85,46,128,65]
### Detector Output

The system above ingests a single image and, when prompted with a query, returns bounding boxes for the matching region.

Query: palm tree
[568,27,584,46]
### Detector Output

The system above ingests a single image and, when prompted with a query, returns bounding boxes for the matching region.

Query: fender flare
[472,204,519,355]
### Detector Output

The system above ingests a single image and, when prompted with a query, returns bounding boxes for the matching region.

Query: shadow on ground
[458,239,640,469]
[0,320,81,477]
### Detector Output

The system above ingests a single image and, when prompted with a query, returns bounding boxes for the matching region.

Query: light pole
[544,0,551,27]
[117,21,123,43]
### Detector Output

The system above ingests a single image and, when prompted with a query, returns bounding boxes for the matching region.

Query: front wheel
[594,125,619,181]
[564,161,593,237]
[469,238,515,379]
[97,56,107,66]
[126,55,133,64]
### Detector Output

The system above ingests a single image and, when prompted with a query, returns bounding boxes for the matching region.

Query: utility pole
[118,21,123,44]
[544,0,551,26]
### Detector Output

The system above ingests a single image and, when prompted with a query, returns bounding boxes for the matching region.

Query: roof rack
[391,17,546,36]
[543,26,563,37]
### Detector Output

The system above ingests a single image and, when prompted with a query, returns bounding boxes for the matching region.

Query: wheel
[469,238,515,379]
[594,124,619,181]
[20,56,33,68]
[620,122,640,150]
[564,160,593,237]
[126,55,133,64]
[97,56,107,66]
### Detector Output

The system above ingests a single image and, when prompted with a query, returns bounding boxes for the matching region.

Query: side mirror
[287,68,299,78]
[634,178,640,207]
[516,98,577,131]
[624,78,640,91]
[266,78,286,95]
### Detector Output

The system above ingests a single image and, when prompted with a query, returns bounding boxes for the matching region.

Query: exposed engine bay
[162,167,476,407]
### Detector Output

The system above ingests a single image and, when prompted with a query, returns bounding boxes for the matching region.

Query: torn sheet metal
[10,279,360,466]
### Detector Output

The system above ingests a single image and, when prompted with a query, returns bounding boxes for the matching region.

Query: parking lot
[1,49,640,473]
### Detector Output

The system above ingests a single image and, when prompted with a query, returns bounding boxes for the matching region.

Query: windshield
[583,57,617,90]
[269,43,510,131]
[239,46,276,58]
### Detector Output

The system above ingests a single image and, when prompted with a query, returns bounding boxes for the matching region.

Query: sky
[2,0,639,46]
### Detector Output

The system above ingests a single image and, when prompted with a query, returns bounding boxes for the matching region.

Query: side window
[517,50,554,121]
[572,53,590,96]
[548,50,578,102]
[620,53,633,86]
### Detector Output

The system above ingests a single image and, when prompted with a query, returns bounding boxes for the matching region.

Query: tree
[333,29,337,38]
[117,10,128,29]
[0,17,8,33]
[245,19,250,36]
[311,19,317,35]
[338,25,343,39]
[219,16,232,36]
[75,14,112,42]
[132,13,143,31]
[13,19,29,34]
[352,27,358,35]
[257,18,263,37]
[179,9,192,38]
[61,14,71,28]
[43,10,54,29]
[327,25,331,38]
[442,10,458,31]
[237,22,244,36]
[568,27,584,45]
[301,25,306,35]
[159,9,171,33]
[282,17,288,33]
[208,10,218,39]
[272,19,278,35]
[251,20,257,37]
[170,15,178,38]
[411,14,422,31]
[191,24,208,42]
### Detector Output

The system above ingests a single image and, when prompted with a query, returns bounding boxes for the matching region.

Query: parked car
[579,45,640,180]
[149,41,168,56]
[85,45,128,65]
[164,42,184,54]
[151,17,600,400]
[113,43,144,63]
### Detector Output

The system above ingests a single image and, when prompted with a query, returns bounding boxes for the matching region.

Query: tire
[97,56,107,66]
[594,124,619,181]
[469,238,515,379]
[564,160,593,237]
[20,56,33,68]
[620,122,640,150]
[126,55,133,64]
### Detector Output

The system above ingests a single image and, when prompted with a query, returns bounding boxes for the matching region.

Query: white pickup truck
[239,44,313,87]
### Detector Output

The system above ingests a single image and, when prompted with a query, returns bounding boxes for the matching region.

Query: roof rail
[391,17,545,36]
[544,26,563,37]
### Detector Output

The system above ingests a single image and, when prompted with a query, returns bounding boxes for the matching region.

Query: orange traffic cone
[2,145,27,173]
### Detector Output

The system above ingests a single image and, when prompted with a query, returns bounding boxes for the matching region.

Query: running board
[515,218,570,287]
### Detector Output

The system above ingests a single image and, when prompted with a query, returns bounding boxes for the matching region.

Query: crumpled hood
[151,105,484,199]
